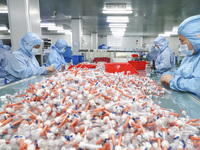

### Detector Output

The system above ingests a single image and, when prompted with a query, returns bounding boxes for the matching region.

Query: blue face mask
[31,48,39,55]
[179,43,194,56]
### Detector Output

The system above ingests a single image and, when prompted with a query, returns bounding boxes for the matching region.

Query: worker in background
[5,32,55,83]
[0,39,11,79]
[161,15,200,97]
[46,39,68,71]
[152,35,175,73]
[3,45,12,53]
[146,45,159,63]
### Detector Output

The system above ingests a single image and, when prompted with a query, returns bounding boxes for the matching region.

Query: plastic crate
[79,55,84,63]
[105,63,139,75]
[68,64,96,70]
[76,64,96,69]
[128,61,147,70]
[64,57,72,63]
[93,57,110,63]
[131,54,138,58]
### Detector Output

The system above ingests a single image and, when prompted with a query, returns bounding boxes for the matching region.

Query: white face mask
[179,42,194,56]
[31,48,39,55]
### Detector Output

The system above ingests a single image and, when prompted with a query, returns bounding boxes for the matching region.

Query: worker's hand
[46,66,55,73]
[160,74,173,86]
[150,65,153,69]
[61,64,65,72]
[67,63,71,66]
[146,61,150,64]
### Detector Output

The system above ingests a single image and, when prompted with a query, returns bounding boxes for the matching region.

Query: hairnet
[55,39,68,52]
[178,15,200,53]
[19,32,42,55]
[154,36,169,52]
[0,39,3,48]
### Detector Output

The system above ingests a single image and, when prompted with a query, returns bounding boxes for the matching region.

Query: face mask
[179,43,194,56]
[31,48,39,55]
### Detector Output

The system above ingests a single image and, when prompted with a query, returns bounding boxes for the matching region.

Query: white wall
[82,35,91,49]
[98,36,143,49]
[143,36,180,56]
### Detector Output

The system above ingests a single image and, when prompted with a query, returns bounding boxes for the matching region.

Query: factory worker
[5,32,55,83]
[3,45,12,53]
[146,45,159,62]
[161,15,200,97]
[46,39,68,70]
[153,36,175,73]
[0,40,11,78]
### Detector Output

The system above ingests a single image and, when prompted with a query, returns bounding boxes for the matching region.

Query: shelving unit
[79,49,149,62]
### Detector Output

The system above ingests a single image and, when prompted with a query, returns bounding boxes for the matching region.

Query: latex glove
[46,66,55,73]
[160,74,173,86]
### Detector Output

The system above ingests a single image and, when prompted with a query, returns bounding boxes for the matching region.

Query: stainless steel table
[0,72,200,122]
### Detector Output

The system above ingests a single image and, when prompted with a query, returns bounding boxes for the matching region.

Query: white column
[91,33,98,50]
[7,0,41,52]
[71,19,83,55]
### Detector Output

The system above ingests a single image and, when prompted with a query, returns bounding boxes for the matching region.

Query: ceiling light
[165,31,178,35]
[159,33,170,37]
[41,23,56,27]
[0,26,8,30]
[109,23,127,28]
[102,10,132,14]
[112,32,124,37]
[0,10,8,13]
[172,26,178,32]
[110,28,126,32]
[57,30,72,35]
[107,16,129,20]
[48,26,63,30]
[107,16,129,23]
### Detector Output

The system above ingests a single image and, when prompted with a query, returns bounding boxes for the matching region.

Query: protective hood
[54,39,68,54]
[19,32,42,57]
[154,36,169,53]
[178,15,200,53]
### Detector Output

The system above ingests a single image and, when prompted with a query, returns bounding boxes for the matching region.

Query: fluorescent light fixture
[102,10,132,14]
[57,30,72,34]
[48,26,63,30]
[110,28,126,32]
[41,23,56,27]
[159,33,170,37]
[107,16,129,23]
[112,33,124,37]
[0,26,8,30]
[0,10,8,13]
[172,26,178,32]
[165,31,178,35]
[112,30,125,35]
[109,23,127,28]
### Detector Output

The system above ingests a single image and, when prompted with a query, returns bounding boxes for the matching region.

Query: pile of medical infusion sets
[0,65,199,150]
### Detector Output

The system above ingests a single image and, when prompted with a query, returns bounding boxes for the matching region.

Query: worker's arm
[8,53,47,79]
